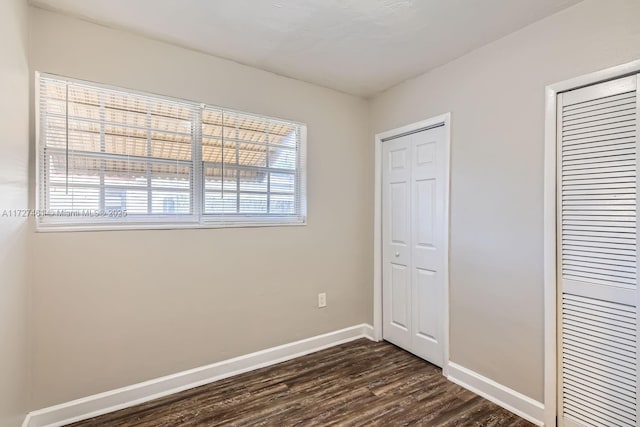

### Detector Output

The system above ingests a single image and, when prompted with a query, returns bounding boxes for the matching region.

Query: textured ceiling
[30,0,582,97]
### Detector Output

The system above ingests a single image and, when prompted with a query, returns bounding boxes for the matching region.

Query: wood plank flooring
[68,339,533,426]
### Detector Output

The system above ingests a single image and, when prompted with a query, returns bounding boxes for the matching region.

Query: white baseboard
[447,362,545,426]
[24,324,375,427]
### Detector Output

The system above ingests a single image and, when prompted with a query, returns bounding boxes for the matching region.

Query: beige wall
[29,8,373,409]
[371,0,640,402]
[0,0,30,425]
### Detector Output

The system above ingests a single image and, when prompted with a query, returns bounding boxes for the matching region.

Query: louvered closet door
[558,74,640,427]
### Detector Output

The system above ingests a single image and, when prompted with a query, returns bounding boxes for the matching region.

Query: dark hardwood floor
[68,339,533,426]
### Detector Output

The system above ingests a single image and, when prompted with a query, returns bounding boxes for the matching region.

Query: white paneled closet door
[382,125,446,367]
[558,74,640,427]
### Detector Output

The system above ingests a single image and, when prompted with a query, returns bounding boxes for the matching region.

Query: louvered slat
[559,76,639,427]
[562,295,638,427]
[563,92,637,114]
[561,87,637,288]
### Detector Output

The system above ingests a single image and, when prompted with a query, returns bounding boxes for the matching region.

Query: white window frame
[35,72,307,232]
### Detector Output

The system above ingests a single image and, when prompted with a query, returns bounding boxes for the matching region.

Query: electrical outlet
[318,293,327,308]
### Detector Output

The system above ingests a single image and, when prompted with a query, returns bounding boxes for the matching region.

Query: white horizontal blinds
[38,74,306,228]
[201,107,304,220]
[559,75,639,427]
[39,76,196,224]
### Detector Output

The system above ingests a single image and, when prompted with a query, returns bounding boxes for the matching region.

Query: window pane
[40,77,196,225]
[202,137,222,163]
[238,143,267,168]
[45,116,105,152]
[104,165,147,188]
[270,173,295,194]
[270,194,295,215]
[151,191,191,215]
[150,164,191,190]
[204,166,222,191]
[45,152,192,216]
[269,146,296,170]
[229,113,269,144]
[240,193,267,214]
[239,169,268,192]
[46,152,100,186]
[221,142,237,165]
[48,186,100,211]
[204,192,238,214]
[150,132,192,161]
[105,134,148,158]
[103,159,148,185]
[116,190,148,214]
[200,107,302,220]
[269,123,298,147]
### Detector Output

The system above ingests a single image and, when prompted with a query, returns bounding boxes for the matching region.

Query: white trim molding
[23,324,374,427]
[447,362,545,426]
[543,59,640,427]
[372,113,452,374]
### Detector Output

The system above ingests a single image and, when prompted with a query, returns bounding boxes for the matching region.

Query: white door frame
[373,113,452,375]
[543,59,640,427]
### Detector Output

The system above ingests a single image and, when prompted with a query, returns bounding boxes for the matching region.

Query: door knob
[395,252,400,257]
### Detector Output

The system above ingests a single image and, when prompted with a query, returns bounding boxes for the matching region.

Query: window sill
[35,219,307,233]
